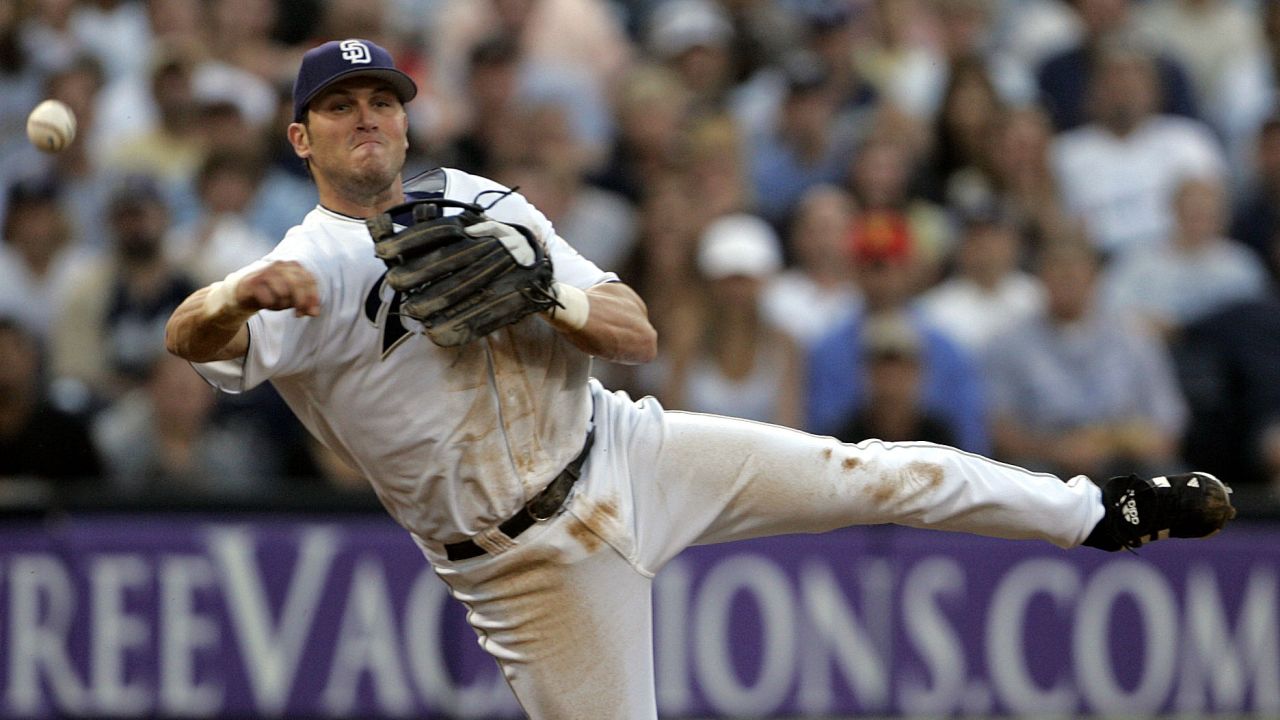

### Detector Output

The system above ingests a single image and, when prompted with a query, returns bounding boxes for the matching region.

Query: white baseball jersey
[193,168,614,545]
[194,166,1112,720]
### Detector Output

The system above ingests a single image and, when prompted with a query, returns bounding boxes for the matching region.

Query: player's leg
[636,411,1103,567]
[433,507,658,720]
[612,404,1227,572]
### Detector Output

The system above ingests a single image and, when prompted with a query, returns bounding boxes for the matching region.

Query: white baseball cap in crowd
[647,0,734,59]
[697,213,784,280]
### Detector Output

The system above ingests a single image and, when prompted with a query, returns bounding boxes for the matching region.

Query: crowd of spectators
[5,0,1280,506]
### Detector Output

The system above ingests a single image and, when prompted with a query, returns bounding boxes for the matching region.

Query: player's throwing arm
[164,261,320,363]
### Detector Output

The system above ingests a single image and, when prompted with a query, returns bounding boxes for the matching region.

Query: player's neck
[316,177,406,219]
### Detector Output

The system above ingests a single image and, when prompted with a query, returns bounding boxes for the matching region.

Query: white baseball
[26,99,77,154]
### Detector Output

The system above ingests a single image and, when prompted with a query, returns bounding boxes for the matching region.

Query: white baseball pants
[431,382,1105,719]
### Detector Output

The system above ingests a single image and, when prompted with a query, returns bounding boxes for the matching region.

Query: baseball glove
[367,198,559,347]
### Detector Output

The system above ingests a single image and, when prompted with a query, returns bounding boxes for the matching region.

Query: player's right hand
[235,260,321,317]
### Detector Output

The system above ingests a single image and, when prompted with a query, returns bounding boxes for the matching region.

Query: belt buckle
[526,481,568,521]
[524,429,592,522]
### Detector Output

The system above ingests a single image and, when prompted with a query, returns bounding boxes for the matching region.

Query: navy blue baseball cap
[292,39,418,121]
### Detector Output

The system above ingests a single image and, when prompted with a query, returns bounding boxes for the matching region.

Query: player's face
[291,78,409,200]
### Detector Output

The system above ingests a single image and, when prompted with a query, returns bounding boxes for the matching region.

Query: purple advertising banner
[0,514,1276,718]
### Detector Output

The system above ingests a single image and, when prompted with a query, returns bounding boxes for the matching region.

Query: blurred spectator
[731,0,879,139]
[207,0,298,87]
[748,52,857,226]
[515,96,597,177]
[646,0,737,114]
[1231,116,1280,279]
[846,135,953,280]
[721,0,803,85]
[94,1,205,158]
[182,22,278,134]
[430,0,631,159]
[1105,176,1268,341]
[18,0,81,75]
[615,170,705,398]
[103,45,206,184]
[946,104,1066,245]
[1035,0,1198,131]
[165,149,273,285]
[0,180,82,338]
[0,2,42,143]
[918,204,1045,357]
[984,235,1187,480]
[39,56,112,242]
[1049,40,1226,259]
[69,0,151,80]
[806,210,989,452]
[197,100,261,158]
[93,352,280,498]
[999,0,1083,71]
[686,114,754,221]
[146,0,206,49]
[52,176,197,402]
[495,149,637,272]
[852,0,944,120]
[929,0,1036,108]
[1135,0,1273,170]
[663,213,802,426]
[799,0,879,124]
[834,310,958,447]
[923,55,1006,203]
[1175,295,1280,493]
[97,30,275,183]
[0,55,111,250]
[316,0,388,40]
[762,184,861,348]
[515,65,615,174]
[445,27,611,173]
[1266,0,1280,91]
[432,0,631,97]
[591,63,691,202]
[450,34,524,176]
[0,317,102,484]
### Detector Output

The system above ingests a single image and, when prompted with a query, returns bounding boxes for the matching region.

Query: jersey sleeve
[191,235,329,394]
[441,168,618,289]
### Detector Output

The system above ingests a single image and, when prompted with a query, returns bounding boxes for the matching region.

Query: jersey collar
[316,204,370,224]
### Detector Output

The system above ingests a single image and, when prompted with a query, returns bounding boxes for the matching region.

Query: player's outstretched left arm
[543,281,657,365]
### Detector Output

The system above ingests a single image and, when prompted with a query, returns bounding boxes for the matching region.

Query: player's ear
[288,122,311,160]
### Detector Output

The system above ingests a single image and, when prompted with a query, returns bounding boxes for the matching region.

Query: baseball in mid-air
[26,99,76,153]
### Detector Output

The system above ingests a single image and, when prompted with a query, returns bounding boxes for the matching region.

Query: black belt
[445,428,595,561]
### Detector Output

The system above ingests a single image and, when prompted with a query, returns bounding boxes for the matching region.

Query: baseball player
[164,39,1236,720]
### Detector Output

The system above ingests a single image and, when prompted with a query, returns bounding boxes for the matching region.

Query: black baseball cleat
[1084,472,1237,551]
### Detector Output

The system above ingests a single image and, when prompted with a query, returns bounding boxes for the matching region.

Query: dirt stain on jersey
[568,498,619,553]
[442,345,490,390]
[843,456,862,472]
[822,447,833,460]
[513,451,536,477]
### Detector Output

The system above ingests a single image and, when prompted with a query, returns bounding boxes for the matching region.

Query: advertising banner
[0,515,1276,718]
